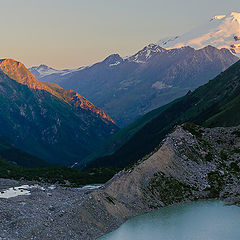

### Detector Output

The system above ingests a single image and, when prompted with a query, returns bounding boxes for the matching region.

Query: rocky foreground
[0,124,240,240]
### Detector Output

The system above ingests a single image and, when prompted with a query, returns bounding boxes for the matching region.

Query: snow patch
[152,81,172,90]
[210,15,226,21]
[127,44,166,63]
[109,61,121,67]
[0,185,30,199]
[48,185,56,190]
[0,185,46,199]
[78,184,103,190]
[0,185,45,199]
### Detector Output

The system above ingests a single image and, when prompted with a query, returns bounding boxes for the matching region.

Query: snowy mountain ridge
[29,64,84,78]
[30,12,240,77]
[156,12,240,56]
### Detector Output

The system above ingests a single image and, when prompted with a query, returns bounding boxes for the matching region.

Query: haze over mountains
[30,12,240,127]
[0,59,118,166]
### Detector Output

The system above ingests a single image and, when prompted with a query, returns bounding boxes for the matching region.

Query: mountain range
[30,46,238,127]
[0,59,118,166]
[1,48,240,240]
[1,11,240,170]
[30,12,240,127]
[86,58,240,169]
[1,10,240,240]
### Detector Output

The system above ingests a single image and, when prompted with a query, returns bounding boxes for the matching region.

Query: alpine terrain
[87,58,240,169]
[1,123,239,239]
[2,51,239,240]
[157,12,240,56]
[30,12,240,127]
[0,59,118,166]
[0,7,240,240]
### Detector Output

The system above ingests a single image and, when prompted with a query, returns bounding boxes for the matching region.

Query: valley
[0,7,240,240]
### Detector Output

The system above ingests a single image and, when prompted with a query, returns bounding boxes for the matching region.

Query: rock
[0,125,239,239]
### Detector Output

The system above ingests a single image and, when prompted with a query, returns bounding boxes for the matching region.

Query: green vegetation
[0,138,50,168]
[83,98,182,165]
[87,60,240,169]
[147,172,194,205]
[0,64,118,167]
[0,137,118,186]
[220,150,228,161]
[232,130,240,137]
[182,123,204,139]
[205,152,213,162]
[207,171,225,198]
[0,157,118,187]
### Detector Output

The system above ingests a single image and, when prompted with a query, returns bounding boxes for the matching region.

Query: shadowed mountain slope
[0,59,118,166]
[87,59,240,169]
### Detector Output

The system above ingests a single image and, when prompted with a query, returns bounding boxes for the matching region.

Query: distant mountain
[157,12,240,56]
[0,59,118,166]
[30,64,84,79]
[86,59,240,169]
[30,45,238,127]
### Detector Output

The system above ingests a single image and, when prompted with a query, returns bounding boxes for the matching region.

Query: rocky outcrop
[1,124,239,239]
[79,124,240,239]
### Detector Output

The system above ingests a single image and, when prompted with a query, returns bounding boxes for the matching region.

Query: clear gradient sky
[0,0,239,69]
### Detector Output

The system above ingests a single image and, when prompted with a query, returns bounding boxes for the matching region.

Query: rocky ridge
[0,59,115,124]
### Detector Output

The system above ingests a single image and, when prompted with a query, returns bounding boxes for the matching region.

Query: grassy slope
[83,97,183,165]
[87,60,240,169]
[0,138,50,168]
[0,70,117,166]
[0,137,118,186]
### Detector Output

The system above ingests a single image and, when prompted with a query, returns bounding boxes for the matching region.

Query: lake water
[99,201,240,240]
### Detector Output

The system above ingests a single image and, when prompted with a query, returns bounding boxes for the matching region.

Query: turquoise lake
[99,201,240,240]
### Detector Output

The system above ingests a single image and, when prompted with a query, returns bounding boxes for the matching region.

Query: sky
[0,0,239,69]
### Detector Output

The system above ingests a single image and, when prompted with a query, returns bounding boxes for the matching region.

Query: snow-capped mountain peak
[156,11,240,56]
[103,54,123,65]
[127,44,166,63]
[29,65,85,78]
